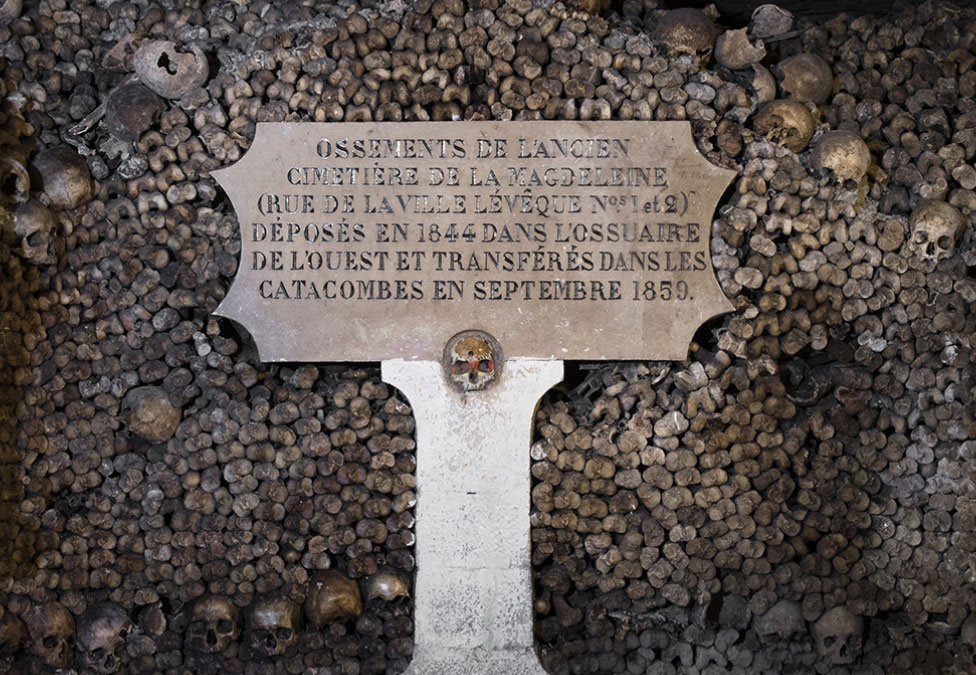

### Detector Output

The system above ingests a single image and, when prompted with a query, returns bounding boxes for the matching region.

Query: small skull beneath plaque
[443,331,502,392]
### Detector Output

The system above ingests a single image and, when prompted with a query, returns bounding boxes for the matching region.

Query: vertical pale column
[382,358,563,675]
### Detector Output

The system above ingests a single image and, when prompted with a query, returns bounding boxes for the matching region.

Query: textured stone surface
[383,358,562,674]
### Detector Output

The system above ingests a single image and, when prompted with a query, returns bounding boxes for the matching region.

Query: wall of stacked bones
[0,0,974,672]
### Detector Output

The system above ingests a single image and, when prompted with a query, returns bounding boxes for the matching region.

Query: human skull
[364,567,411,602]
[444,330,501,392]
[0,614,28,657]
[24,601,76,669]
[753,100,816,153]
[654,8,716,64]
[246,595,300,658]
[742,64,777,105]
[0,155,29,205]
[13,199,58,265]
[814,606,863,665]
[961,613,976,666]
[305,570,363,628]
[753,599,805,642]
[774,53,834,105]
[186,595,239,655]
[76,602,132,674]
[908,200,966,264]
[809,130,871,183]
[750,4,794,39]
[134,40,209,99]
[715,28,766,70]
[28,146,94,210]
[105,82,164,142]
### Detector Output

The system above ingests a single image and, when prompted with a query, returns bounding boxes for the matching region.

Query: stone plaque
[213,121,734,361]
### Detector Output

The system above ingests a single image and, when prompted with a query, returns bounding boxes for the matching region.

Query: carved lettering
[213,121,735,361]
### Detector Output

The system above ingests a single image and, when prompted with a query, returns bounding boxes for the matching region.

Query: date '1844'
[213,121,735,362]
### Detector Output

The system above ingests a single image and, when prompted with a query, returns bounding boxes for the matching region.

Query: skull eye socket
[452,360,469,375]
[217,619,234,634]
[478,359,493,372]
[43,635,58,648]
[274,627,292,640]
[938,235,951,249]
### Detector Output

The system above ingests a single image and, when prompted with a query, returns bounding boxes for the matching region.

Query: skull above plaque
[443,330,502,392]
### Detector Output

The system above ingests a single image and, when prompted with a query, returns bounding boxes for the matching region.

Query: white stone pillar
[382,358,563,675]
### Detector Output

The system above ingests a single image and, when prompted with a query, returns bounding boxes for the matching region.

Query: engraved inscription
[213,121,735,361]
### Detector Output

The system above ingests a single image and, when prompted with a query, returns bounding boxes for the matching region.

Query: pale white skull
[77,602,132,674]
[814,606,863,665]
[444,331,501,392]
[186,595,239,655]
[24,601,76,669]
[246,595,300,658]
[13,199,58,265]
[908,200,966,264]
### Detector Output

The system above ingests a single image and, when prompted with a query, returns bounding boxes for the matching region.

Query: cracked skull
[77,602,132,674]
[246,595,300,658]
[814,606,863,665]
[444,331,501,392]
[908,200,966,264]
[24,601,76,669]
[186,595,239,655]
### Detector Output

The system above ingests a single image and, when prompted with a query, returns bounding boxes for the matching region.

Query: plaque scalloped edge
[212,121,735,362]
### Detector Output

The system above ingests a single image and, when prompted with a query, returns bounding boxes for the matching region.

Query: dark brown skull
[305,570,363,628]
[364,568,411,602]
[76,603,132,674]
[13,199,58,265]
[24,601,76,669]
[774,53,834,105]
[0,614,28,657]
[28,146,94,211]
[655,8,717,65]
[246,595,300,657]
[186,595,239,655]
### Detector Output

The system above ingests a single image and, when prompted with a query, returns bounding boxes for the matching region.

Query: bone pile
[0,0,974,674]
